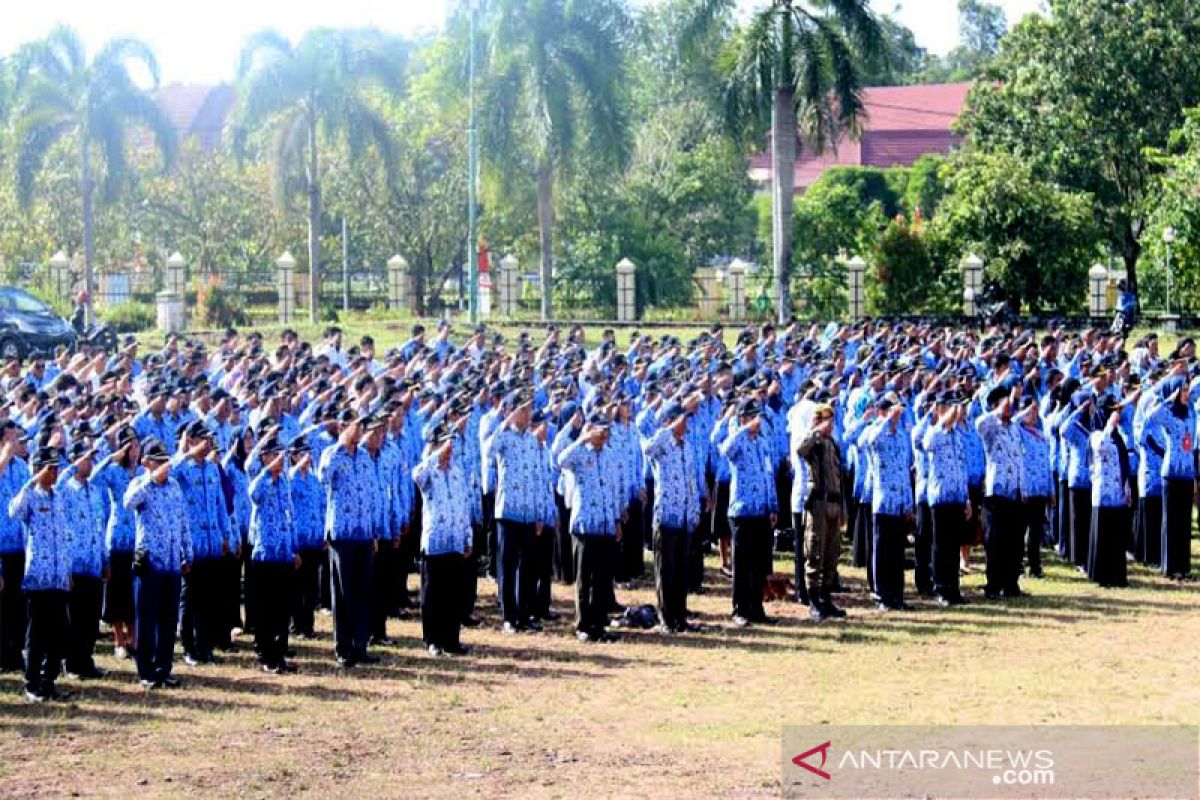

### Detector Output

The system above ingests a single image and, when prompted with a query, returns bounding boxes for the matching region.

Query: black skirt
[1069,488,1091,567]
[102,550,135,624]
[1161,477,1193,577]
[1087,505,1128,587]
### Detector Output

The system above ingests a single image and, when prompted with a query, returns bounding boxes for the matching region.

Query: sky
[0,0,1048,86]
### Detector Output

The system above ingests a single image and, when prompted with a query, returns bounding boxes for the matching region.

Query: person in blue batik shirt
[316,412,379,668]
[171,420,233,667]
[1087,397,1131,588]
[412,424,472,657]
[975,385,1026,600]
[123,437,193,690]
[486,394,546,634]
[9,446,71,702]
[94,427,141,660]
[1016,397,1053,580]
[643,402,708,634]
[59,440,108,680]
[1141,374,1195,579]
[916,393,974,606]
[0,422,31,671]
[859,394,914,612]
[557,412,623,643]
[248,440,300,674]
[287,438,325,639]
[718,399,778,628]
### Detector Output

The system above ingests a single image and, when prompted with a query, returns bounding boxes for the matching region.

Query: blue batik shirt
[1143,401,1197,481]
[248,470,296,563]
[93,457,142,554]
[975,410,1023,500]
[9,481,70,591]
[557,439,622,536]
[171,455,234,560]
[488,425,555,525]
[1018,423,1053,499]
[1059,407,1093,490]
[287,465,326,549]
[316,443,377,542]
[132,411,177,454]
[0,457,30,554]
[59,473,107,577]
[922,423,969,506]
[860,420,914,516]
[412,451,473,556]
[718,425,778,519]
[1090,431,1129,508]
[643,427,705,532]
[123,473,193,574]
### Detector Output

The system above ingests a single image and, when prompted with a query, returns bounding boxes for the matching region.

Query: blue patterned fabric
[9,481,70,591]
[122,473,193,574]
[248,470,297,562]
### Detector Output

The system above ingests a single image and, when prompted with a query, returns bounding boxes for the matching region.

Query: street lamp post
[467,0,479,324]
[1164,226,1177,316]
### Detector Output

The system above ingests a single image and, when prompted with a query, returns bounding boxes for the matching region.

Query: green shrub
[102,301,157,333]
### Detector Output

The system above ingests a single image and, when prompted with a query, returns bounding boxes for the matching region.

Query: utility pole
[341,216,350,313]
[467,0,480,324]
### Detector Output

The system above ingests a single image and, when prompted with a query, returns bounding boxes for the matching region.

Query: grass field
[1,544,1198,798]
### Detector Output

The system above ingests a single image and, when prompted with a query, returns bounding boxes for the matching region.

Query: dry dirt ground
[1,547,1198,799]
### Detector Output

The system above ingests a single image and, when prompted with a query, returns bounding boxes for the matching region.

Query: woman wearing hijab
[1087,398,1130,587]
[1142,375,1196,580]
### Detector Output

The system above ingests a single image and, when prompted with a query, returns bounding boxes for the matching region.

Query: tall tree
[232,28,407,323]
[473,0,631,320]
[958,0,1200,296]
[9,25,177,324]
[686,0,883,323]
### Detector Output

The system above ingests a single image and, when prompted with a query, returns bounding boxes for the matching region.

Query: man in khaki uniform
[797,404,846,621]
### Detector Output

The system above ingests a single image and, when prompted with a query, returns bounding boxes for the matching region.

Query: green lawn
[1,545,1197,797]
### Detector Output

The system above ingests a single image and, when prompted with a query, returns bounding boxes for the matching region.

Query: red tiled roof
[749,82,971,189]
[153,84,236,151]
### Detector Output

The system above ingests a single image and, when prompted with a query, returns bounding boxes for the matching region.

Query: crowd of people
[0,317,1192,703]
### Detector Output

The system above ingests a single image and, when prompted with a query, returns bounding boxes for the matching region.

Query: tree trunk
[81,139,95,327]
[536,157,555,321]
[1123,225,1141,299]
[771,88,797,324]
[306,112,321,325]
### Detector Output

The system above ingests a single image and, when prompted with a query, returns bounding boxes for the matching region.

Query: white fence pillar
[49,250,71,303]
[728,259,747,322]
[499,255,519,316]
[962,253,983,317]
[616,258,637,322]
[847,256,866,320]
[1088,263,1109,317]
[277,251,296,324]
[387,255,408,311]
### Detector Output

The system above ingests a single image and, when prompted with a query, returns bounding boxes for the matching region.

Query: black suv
[0,287,77,358]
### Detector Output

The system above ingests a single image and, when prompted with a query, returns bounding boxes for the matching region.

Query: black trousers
[292,546,323,635]
[553,493,574,583]
[370,539,400,639]
[1023,497,1048,575]
[1136,495,1163,568]
[25,589,67,693]
[421,552,464,650]
[329,540,373,660]
[1069,488,1092,568]
[318,543,333,610]
[465,522,485,616]
[712,481,731,541]
[982,496,1022,595]
[654,526,689,629]
[572,534,615,634]
[216,552,241,646]
[852,500,871,569]
[643,479,656,552]
[730,516,769,620]
[496,519,535,625]
[617,498,645,580]
[397,525,419,606]
[914,502,933,595]
[686,511,707,594]
[931,503,964,601]
[872,513,906,607]
[134,569,182,683]
[66,574,103,674]
[775,462,793,525]
[530,524,555,618]
[1055,479,1070,558]
[791,512,809,603]
[1162,477,1193,577]
[483,492,498,578]
[252,560,293,666]
[0,550,25,669]
[180,557,218,659]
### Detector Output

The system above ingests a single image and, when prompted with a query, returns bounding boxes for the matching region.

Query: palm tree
[232,28,408,324]
[476,0,630,320]
[9,25,177,325]
[686,1,883,322]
